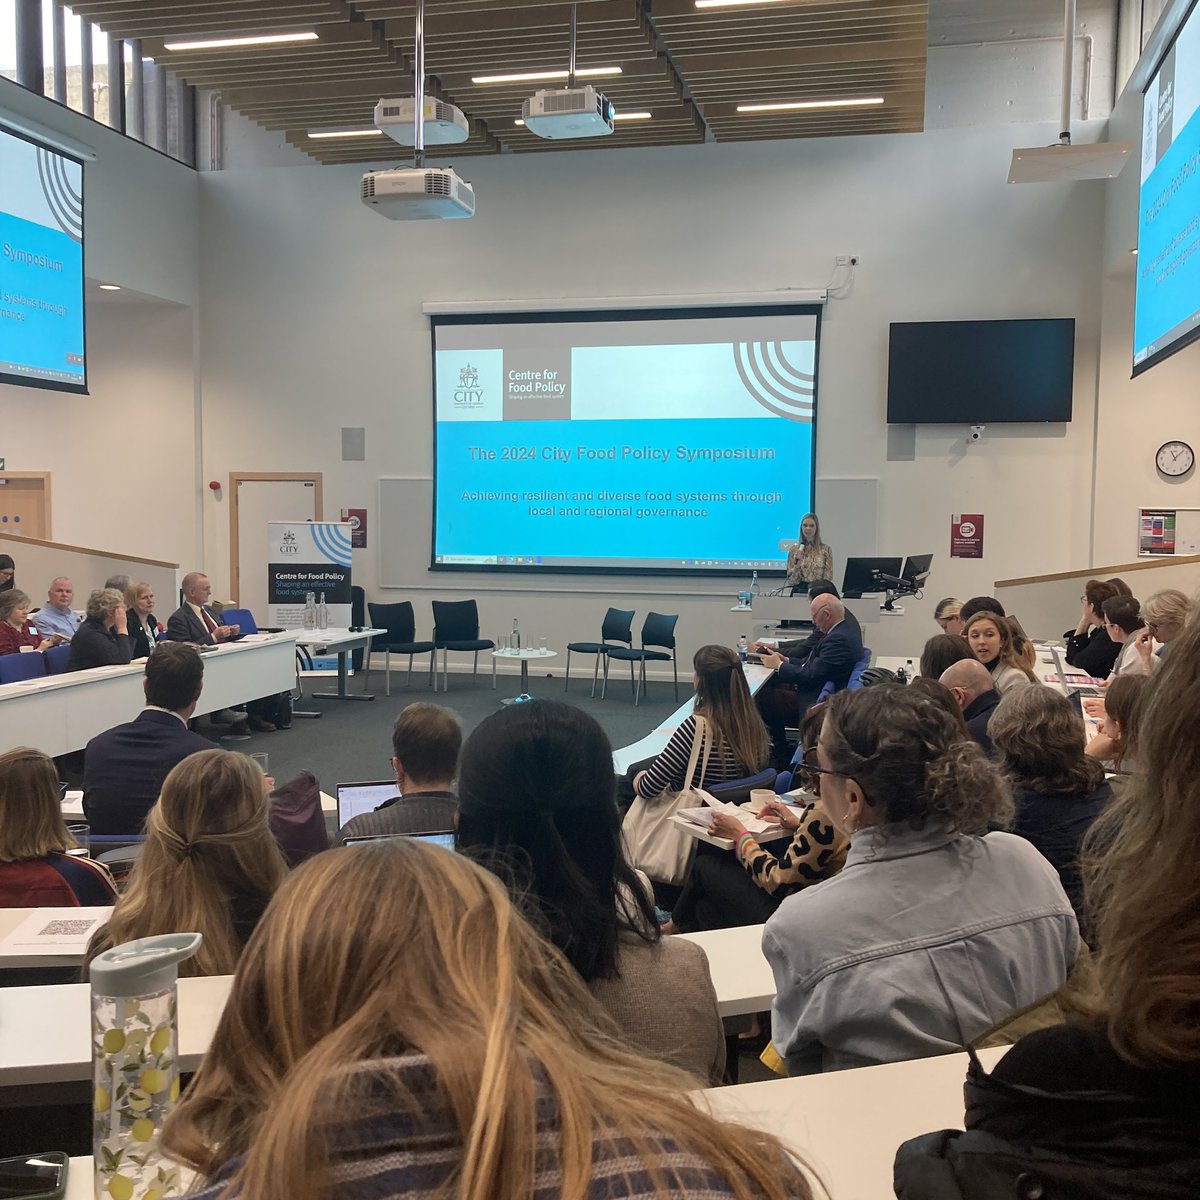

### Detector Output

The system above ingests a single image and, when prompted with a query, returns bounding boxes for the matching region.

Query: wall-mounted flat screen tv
[886,318,1075,424]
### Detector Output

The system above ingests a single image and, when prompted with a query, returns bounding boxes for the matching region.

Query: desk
[0,908,111,970]
[60,1046,1010,1200]
[0,634,299,757]
[294,628,383,701]
[62,791,337,821]
[612,662,775,775]
[678,924,774,1018]
[699,1045,1010,1199]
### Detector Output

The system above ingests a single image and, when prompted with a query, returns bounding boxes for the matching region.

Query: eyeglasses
[798,745,856,782]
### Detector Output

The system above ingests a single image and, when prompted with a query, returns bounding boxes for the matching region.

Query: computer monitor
[841,557,903,599]
[901,554,933,587]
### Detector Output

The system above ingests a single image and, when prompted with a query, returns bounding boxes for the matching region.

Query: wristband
[735,833,756,861]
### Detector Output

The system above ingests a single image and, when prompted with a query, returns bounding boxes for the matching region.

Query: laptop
[335,779,400,828]
[342,830,456,851]
[1048,646,1104,699]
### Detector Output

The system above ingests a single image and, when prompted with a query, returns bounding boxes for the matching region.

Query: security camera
[969,425,985,442]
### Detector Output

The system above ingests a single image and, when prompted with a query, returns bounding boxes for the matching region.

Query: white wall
[195,119,1108,662]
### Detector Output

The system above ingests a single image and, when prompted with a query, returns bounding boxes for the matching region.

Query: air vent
[424,172,452,196]
[361,175,376,200]
[380,104,403,118]
[539,91,585,114]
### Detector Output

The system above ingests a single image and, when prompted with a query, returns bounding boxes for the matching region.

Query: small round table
[492,647,557,705]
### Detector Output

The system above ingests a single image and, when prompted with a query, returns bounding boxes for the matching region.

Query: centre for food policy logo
[455,363,484,406]
[279,530,299,555]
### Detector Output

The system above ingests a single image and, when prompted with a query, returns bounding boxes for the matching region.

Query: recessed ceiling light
[164,30,318,52]
[472,66,621,85]
[1131,247,1138,255]
[98,283,121,291]
[307,128,385,139]
[736,96,885,113]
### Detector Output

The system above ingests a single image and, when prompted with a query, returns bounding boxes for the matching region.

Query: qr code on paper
[39,919,95,936]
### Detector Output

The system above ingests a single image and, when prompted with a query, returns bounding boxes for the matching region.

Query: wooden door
[0,473,52,539]
[230,473,322,615]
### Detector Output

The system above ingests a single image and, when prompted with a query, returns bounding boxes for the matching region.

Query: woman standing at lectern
[785,513,833,592]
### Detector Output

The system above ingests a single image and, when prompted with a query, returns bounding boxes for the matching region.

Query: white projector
[521,85,615,139]
[374,97,470,146]
[360,167,475,220]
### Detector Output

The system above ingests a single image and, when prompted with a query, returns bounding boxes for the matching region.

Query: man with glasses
[339,703,461,841]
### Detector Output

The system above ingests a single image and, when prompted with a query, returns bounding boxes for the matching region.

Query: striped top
[0,853,116,908]
[185,1054,810,1200]
[634,716,752,799]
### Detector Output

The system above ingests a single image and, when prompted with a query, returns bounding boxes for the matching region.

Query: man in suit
[166,571,280,733]
[763,579,863,660]
[940,658,1002,753]
[82,642,216,835]
[755,594,864,766]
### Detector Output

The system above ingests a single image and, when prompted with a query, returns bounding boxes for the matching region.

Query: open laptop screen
[336,780,399,828]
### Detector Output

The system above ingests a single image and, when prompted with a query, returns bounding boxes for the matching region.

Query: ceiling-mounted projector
[521,85,614,139]
[374,97,470,145]
[360,166,475,220]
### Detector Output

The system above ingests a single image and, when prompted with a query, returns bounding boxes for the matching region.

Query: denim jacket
[763,823,1079,1075]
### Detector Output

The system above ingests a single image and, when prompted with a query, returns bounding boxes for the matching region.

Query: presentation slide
[0,124,86,393]
[432,307,819,575]
[1134,0,1200,373]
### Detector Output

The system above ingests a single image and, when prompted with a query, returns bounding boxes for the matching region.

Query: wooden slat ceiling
[70,0,928,164]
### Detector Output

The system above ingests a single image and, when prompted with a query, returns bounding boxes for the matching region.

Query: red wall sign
[951,514,984,559]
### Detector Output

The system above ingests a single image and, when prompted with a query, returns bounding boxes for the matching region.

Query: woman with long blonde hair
[964,610,1038,693]
[85,749,287,976]
[162,840,816,1200]
[785,512,833,591]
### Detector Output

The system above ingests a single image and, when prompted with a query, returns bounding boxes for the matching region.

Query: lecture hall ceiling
[65,0,929,163]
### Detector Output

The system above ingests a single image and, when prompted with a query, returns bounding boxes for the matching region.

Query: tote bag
[621,716,713,887]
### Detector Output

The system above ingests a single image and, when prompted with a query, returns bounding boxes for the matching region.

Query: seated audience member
[894,609,1200,1198]
[940,658,1002,753]
[0,553,13,592]
[755,595,864,765]
[83,643,216,836]
[67,588,132,671]
[1102,595,1152,677]
[0,747,116,907]
[964,610,1038,694]
[32,577,82,641]
[959,595,1006,624]
[1106,576,1133,597]
[160,842,815,1200]
[764,685,1078,1075]
[0,588,62,654]
[104,573,131,594]
[85,749,288,976]
[934,597,964,635]
[166,571,278,733]
[1085,673,1145,772]
[631,644,770,801]
[990,687,1112,928]
[125,580,163,658]
[907,675,971,737]
[456,700,726,1084]
[667,705,847,934]
[1134,587,1191,671]
[339,703,460,841]
[919,633,973,680]
[1063,578,1121,678]
[772,579,862,658]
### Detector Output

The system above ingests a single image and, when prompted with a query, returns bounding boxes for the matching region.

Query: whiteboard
[379,477,434,588]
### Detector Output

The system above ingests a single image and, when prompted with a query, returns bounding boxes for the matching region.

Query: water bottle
[512,618,521,650]
[91,933,202,1200]
[738,634,748,662]
[317,591,328,631]
[750,570,759,594]
[303,591,317,631]
[906,658,915,682]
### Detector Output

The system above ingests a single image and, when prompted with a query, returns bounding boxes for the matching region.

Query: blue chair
[0,653,48,684]
[366,600,435,695]
[43,644,72,674]
[431,599,496,691]
[707,767,778,805]
[817,647,872,702]
[603,612,679,706]
[218,607,259,634]
[564,607,634,696]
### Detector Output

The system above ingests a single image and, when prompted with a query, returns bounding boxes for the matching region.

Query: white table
[0,634,299,757]
[62,790,337,821]
[0,908,111,970]
[678,924,775,1018]
[294,627,384,701]
[492,647,558,704]
[612,661,776,775]
[699,1045,1009,1199]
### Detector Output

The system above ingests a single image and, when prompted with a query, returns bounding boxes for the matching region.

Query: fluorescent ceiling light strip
[165,30,318,51]
[473,66,621,84]
[696,0,797,7]
[517,110,651,126]
[308,128,384,139]
[98,284,122,291]
[736,96,885,113]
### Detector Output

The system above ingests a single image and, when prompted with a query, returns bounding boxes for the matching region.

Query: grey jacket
[763,823,1079,1075]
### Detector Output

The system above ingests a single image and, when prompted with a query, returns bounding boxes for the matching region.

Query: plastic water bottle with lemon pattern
[90,933,202,1200]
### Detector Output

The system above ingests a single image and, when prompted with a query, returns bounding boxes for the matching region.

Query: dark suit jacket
[778,608,864,658]
[67,617,133,672]
[83,709,217,835]
[129,613,163,659]
[166,603,224,646]
[777,618,864,709]
[964,689,1001,754]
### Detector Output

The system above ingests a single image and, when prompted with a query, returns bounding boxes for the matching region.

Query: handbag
[621,715,713,887]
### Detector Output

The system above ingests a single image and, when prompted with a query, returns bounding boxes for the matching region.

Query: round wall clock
[1156,441,1195,477]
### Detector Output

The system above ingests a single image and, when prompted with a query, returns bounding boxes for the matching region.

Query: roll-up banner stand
[267,522,353,628]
